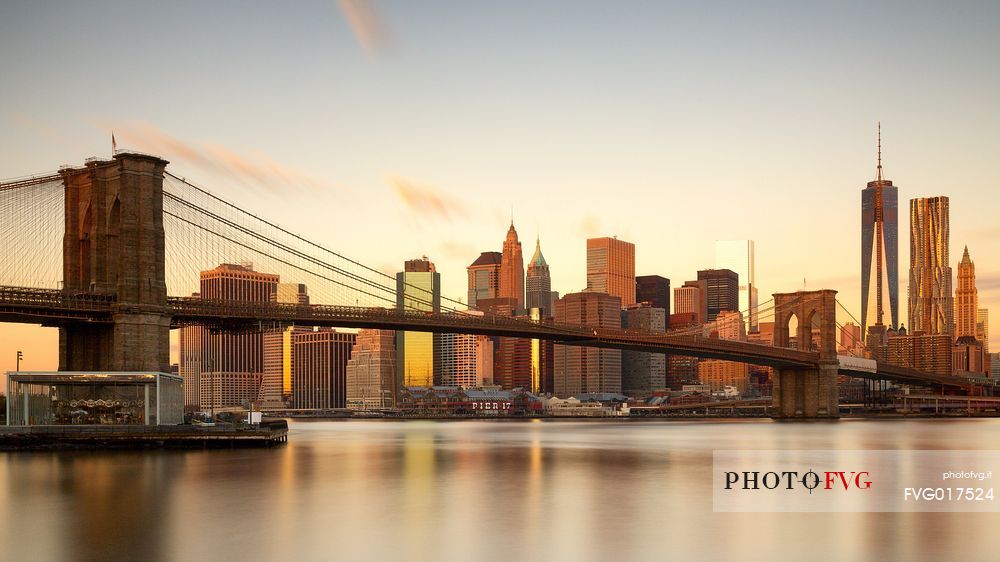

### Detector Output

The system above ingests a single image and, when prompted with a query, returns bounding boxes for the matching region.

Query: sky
[1,0,999,377]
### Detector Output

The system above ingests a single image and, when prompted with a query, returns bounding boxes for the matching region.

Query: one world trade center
[861,124,899,336]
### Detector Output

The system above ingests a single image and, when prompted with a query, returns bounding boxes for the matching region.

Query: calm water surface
[2,419,999,561]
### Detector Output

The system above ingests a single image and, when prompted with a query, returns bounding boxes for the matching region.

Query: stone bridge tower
[59,153,171,373]
[772,289,839,418]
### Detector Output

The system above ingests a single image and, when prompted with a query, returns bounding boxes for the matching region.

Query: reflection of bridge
[0,153,991,419]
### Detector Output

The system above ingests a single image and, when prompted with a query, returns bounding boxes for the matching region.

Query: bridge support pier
[59,325,112,372]
[58,153,171,373]
[772,363,839,419]
[771,290,840,420]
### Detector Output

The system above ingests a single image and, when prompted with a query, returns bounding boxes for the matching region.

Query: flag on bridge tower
[111,132,117,154]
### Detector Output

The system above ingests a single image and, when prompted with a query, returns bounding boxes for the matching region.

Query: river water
[1,418,998,561]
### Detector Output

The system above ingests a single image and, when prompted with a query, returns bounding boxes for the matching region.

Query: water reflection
[1,419,999,561]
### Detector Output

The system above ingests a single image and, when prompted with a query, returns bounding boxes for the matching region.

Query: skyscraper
[586,237,635,306]
[887,332,952,376]
[953,337,986,375]
[261,283,311,408]
[436,330,481,388]
[715,240,758,331]
[528,307,555,394]
[500,223,525,308]
[476,296,520,389]
[674,280,707,324]
[396,257,441,388]
[748,322,775,346]
[346,329,397,410]
[467,251,501,309]
[621,303,667,396]
[526,237,555,313]
[909,196,952,336]
[179,263,279,411]
[700,310,748,393]
[431,311,490,388]
[273,283,309,305]
[553,291,623,395]
[178,325,203,411]
[476,335,495,387]
[667,311,701,389]
[292,329,356,409]
[496,334,532,390]
[636,275,671,320]
[697,269,739,322]
[698,360,749,394]
[261,325,311,409]
[955,247,978,339]
[861,125,900,333]
[953,247,986,375]
[838,322,864,355]
[711,310,746,341]
[633,276,670,394]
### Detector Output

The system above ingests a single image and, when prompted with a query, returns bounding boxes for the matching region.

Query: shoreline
[0,421,289,451]
[278,413,1000,422]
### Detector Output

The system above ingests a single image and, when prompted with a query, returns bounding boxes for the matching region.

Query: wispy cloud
[375,261,398,278]
[439,239,476,261]
[976,274,1000,293]
[7,113,74,150]
[387,175,467,221]
[579,214,601,237]
[96,120,332,195]
[338,0,395,57]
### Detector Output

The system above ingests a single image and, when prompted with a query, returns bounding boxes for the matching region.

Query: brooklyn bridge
[0,152,990,419]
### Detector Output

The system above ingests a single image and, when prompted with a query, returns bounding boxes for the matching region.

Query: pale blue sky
[1,0,999,372]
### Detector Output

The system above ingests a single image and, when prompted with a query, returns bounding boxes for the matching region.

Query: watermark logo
[723,470,871,492]
[714,450,999,512]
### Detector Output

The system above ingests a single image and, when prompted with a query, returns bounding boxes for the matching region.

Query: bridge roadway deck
[840,364,988,390]
[172,297,819,368]
[0,286,117,323]
[0,286,987,389]
[0,287,817,366]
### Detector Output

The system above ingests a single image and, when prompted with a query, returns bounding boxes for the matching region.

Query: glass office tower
[861,127,900,333]
[586,237,636,306]
[396,258,441,388]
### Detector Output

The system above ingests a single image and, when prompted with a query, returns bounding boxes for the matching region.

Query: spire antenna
[876,121,882,183]
[872,121,886,328]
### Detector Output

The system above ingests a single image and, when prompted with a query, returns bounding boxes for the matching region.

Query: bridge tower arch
[58,153,171,373]
[772,290,839,418]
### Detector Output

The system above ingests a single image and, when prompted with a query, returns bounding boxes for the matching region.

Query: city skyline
[2,1,1000,376]
[4,4,1000,560]
[0,153,990,401]
[159,207,992,406]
